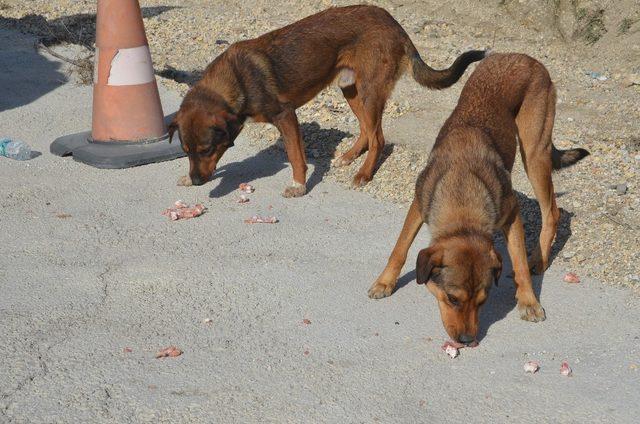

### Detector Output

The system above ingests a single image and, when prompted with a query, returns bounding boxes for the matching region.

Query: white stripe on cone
[105,45,155,86]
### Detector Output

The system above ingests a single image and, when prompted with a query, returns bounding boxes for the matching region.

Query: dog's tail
[551,145,590,170]
[409,49,486,90]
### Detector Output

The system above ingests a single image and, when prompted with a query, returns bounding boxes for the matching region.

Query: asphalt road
[1,28,639,423]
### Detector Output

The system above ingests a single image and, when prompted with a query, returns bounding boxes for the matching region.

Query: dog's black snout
[190,175,205,186]
[458,333,475,345]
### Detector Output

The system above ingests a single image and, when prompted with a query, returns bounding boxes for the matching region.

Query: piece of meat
[162,202,206,221]
[302,318,311,325]
[444,344,459,359]
[441,339,478,358]
[563,272,580,284]
[244,215,278,224]
[524,361,540,373]
[238,183,255,193]
[155,346,182,359]
[560,361,572,376]
[174,200,188,209]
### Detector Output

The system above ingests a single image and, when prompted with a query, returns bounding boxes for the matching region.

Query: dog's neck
[198,54,246,114]
[427,171,497,240]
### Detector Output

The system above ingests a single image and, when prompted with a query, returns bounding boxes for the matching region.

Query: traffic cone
[50,0,184,168]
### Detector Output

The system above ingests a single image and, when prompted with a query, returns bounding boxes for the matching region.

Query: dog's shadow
[209,122,352,198]
[393,191,574,342]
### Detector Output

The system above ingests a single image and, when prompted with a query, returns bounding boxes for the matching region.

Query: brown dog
[368,53,589,345]
[168,5,485,197]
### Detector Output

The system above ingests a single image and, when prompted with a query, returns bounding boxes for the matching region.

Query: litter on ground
[564,272,580,284]
[239,183,255,193]
[155,346,182,359]
[162,201,206,221]
[524,361,540,373]
[244,215,278,224]
[560,361,572,376]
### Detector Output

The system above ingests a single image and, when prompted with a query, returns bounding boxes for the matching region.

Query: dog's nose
[190,175,204,186]
[458,333,475,345]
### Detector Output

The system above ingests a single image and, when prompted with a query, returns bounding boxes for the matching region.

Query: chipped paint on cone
[107,46,155,86]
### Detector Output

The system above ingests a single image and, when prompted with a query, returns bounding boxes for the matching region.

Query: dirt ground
[1,0,638,288]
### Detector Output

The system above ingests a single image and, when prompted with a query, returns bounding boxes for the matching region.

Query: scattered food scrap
[56,213,72,219]
[524,361,540,374]
[203,318,213,324]
[302,318,311,325]
[441,340,478,358]
[560,361,572,376]
[303,350,310,356]
[239,183,255,193]
[155,346,182,359]
[244,215,278,224]
[162,201,206,221]
[123,347,133,353]
[563,272,580,284]
[444,344,459,359]
[237,194,250,203]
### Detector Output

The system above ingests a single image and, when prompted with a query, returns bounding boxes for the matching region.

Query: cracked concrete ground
[1,28,639,423]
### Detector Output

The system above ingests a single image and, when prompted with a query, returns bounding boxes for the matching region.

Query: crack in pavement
[0,264,118,421]
[0,340,50,422]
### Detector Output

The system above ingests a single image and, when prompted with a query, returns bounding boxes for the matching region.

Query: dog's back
[416,53,589,234]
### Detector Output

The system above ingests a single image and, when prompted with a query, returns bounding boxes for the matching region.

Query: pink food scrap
[563,272,580,284]
[244,215,278,224]
[155,346,182,359]
[239,183,255,194]
[162,201,206,221]
[441,340,478,358]
[524,361,540,374]
[560,361,572,376]
[444,344,459,359]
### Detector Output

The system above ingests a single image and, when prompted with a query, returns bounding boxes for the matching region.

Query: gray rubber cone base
[50,129,184,169]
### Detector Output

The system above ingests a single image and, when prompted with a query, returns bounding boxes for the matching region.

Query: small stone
[616,183,628,195]
[562,251,576,259]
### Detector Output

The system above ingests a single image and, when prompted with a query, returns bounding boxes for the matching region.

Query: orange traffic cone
[51,0,183,168]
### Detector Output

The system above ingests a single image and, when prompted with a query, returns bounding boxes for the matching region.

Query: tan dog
[168,5,485,197]
[368,53,589,345]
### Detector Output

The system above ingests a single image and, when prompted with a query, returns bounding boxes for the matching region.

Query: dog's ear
[490,248,502,286]
[168,118,179,144]
[218,112,242,144]
[416,246,443,285]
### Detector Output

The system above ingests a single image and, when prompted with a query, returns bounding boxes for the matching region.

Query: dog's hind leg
[349,82,390,187]
[368,198,423,299]
[516,82,560,274]
[272,108,308,198]
[333,84,370,167]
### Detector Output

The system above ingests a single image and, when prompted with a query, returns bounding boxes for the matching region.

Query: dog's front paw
[368,280,395,299]
[352,172,372,188]
[517,301,546,322]
[282,182,306,198]
[177,175,192,186]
